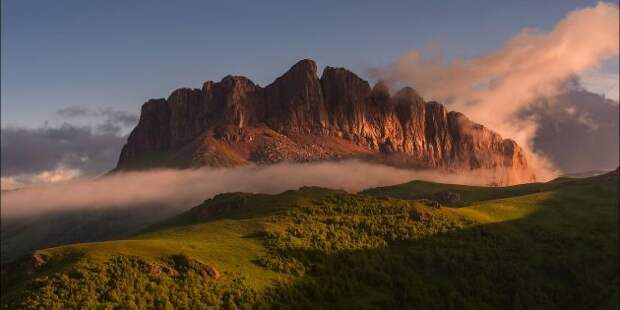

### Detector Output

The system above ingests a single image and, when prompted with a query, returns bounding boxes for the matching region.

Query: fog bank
[1,160,521,219]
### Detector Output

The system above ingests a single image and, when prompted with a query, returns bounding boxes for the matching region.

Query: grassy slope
[2,172,618,309]
[0,205,180,263]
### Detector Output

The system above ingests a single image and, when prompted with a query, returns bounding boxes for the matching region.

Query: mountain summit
[116,59,533,183]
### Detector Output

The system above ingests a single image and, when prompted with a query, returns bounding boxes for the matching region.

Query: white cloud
[31,167,82,184]
[0,166,82,190]
[0,177,24,191]
[579,71,620,102]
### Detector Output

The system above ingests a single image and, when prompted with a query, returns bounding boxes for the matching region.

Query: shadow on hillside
[258,179,619,309]
[141,188,339,234]
[1,204,181,263]
[3,174,617,309]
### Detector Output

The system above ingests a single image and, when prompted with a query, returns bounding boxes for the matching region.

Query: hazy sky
[2,0,618,127]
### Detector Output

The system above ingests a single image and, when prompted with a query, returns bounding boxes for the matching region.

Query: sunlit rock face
[117,59,533,182]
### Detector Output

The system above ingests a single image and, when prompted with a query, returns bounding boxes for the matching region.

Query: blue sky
[2,0,618,127]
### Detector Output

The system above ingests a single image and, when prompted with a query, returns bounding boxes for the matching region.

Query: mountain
[116,59,533,183]
[2,170,617,309]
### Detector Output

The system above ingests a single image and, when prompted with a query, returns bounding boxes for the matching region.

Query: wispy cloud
[579,71,620,102]
[56,106,138,135]
[372,2,619,178]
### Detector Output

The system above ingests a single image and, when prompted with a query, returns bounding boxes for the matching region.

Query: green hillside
[1,171,618,309]
[1,204,180,263]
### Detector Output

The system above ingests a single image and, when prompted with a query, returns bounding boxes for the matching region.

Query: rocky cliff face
[117,59,534,183]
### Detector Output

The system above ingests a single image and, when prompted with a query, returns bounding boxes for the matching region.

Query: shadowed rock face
[117,59,533,181]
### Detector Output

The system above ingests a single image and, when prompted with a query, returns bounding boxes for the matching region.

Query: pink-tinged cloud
[374,2,619,179]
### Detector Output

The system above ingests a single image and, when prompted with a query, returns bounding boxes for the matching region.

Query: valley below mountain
[2,169,617,309]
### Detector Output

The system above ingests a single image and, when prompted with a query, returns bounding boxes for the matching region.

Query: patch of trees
[5,192,618,309]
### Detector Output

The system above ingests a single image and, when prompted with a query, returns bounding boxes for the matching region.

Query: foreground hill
[2,170,617,309]
[1,204,179,263]
[116,59,533,184]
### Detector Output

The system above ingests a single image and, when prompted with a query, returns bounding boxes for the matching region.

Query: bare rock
[115,59,535,184]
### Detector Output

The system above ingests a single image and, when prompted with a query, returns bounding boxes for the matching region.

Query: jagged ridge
[116,59,533,182]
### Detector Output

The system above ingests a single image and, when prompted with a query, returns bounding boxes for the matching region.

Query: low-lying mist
[1,160,526,219]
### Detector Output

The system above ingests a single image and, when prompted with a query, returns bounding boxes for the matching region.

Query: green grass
[2,171,618,309]
[0,205,179,263]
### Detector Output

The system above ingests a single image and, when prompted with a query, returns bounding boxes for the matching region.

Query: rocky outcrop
[116,59,534,182]
[264,59,328,133]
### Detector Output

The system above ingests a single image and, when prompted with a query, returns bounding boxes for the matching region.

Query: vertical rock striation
[117,59,534,183]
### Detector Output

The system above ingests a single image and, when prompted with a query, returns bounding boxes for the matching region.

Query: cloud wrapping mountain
[373,2,619,178]
[1,159,528,219]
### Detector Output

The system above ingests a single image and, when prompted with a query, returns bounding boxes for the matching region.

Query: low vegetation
[2,171,618,309]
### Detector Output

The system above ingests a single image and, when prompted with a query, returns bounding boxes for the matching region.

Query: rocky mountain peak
[371,81,391,102]
[394,86,423,102]
[288,58,318,76]
[116,59,535,184]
